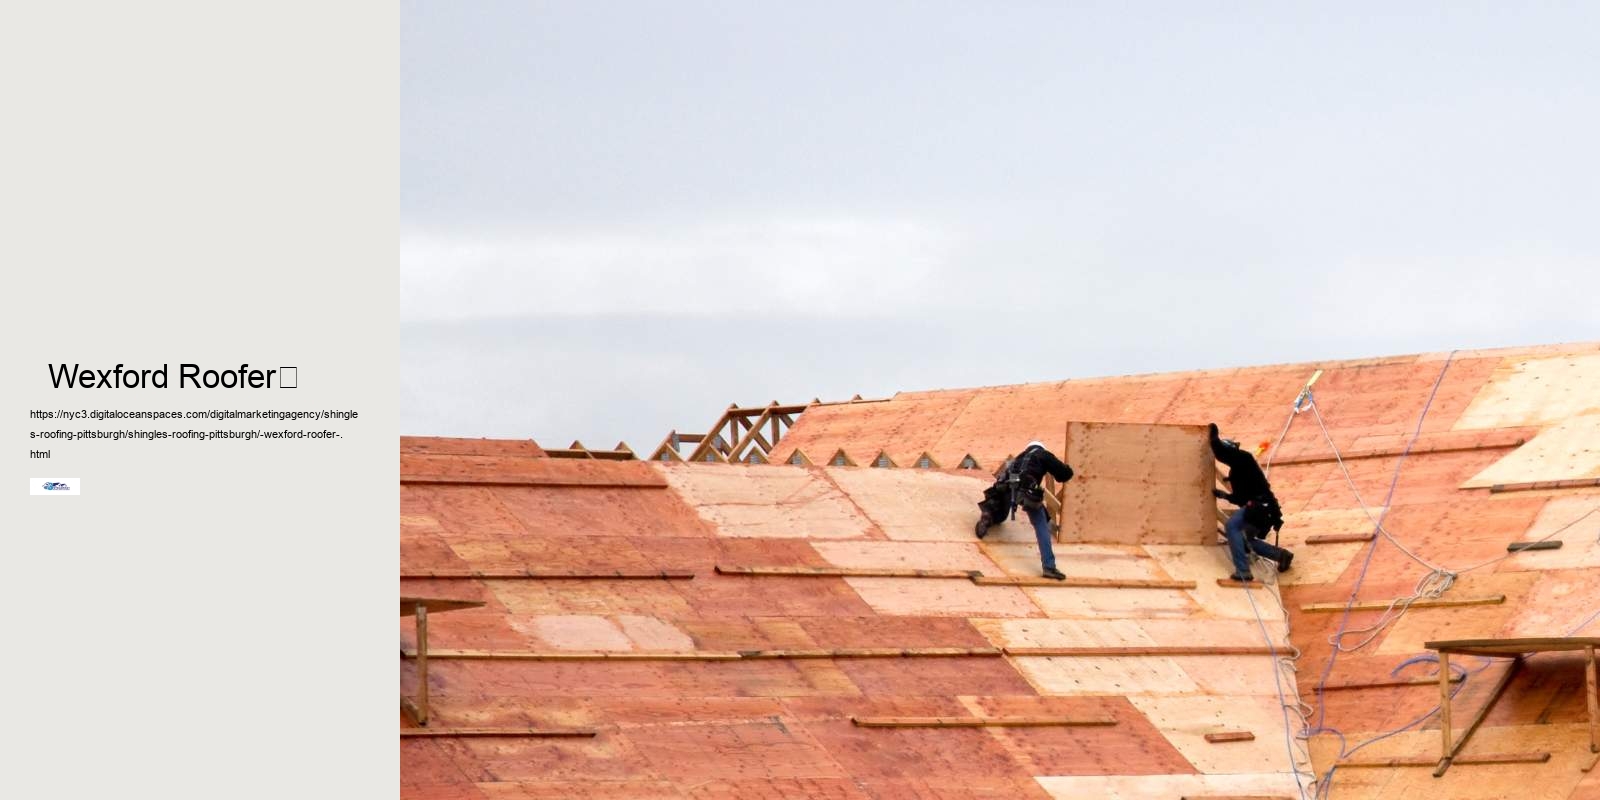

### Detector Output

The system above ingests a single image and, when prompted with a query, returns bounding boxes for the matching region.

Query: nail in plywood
[850,715,1117,728]
[1059,422,1215,546]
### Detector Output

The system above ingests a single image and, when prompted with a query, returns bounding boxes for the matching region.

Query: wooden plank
[1434,656,1521,777]
[1318,675,1462,691]
[1203,731,1256,743]
[401,569,695,580]
[1301,595,1506,613]
[400,597,486,616]
[1305,533,1376,545]
[714,564,976,579]
[971,575,1197,589]
[414,603,429,726]
[1437,651,1452,771]
[1507,540,1563,552]
[739,647,1003,659]
[400,728,598,738]
[850,715,1116,728]
[401,649,743,661]
[1216,579,1266,588]
[1335,751,1550,768]
[1491,477,1600,493]
[1004,645,1278,657]
[1178,796,1292,800]
[1581,750,1599,772]
[1588,644,1599,754]
[1426,636,1600,656]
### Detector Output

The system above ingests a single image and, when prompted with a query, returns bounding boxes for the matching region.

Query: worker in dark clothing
[975,441,1075,580]
[1209,423,1292,582]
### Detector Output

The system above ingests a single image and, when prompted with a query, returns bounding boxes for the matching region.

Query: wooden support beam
[1337,752,1549,768]
[972,575,1197,589]
[414,603,429,726]
[400,728,598,738]
[1204,731,1256,743]
[1435,656,1521,777]
[1305,533,1376,545]
[1184,793,1292,800]
[1587,645,1599,754]
[1004,645,1279,657]
[850,716,1116,729]
[714,565,976,579]
[401,647,1002,661]
[1300,595,1505,613]
[402,649,742,661]
[1507,540,1564,552]
[1490,477,1600,493]
[1217,578,1266,588]
[1318,674,1462,691]
[401,569,695,580]
[739,647,1002,659]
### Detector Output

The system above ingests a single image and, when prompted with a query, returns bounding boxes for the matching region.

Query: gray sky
[402,2,1599,451]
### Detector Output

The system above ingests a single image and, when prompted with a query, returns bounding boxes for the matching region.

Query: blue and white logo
[31,478,81,496]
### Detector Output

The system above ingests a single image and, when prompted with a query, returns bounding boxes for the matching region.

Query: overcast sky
[402,2,1598,451]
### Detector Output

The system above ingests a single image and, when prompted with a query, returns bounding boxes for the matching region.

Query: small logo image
[31,477,81,496]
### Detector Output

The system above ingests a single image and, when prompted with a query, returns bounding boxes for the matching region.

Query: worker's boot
[1042,567,1066,581]
[975,515,991,539]
[1275,551,1294,573]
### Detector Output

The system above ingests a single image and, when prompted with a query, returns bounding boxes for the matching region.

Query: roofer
[975,441,1075,580]
[1209,423,1292,582]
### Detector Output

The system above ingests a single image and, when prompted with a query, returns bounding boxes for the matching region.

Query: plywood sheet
[402,453,665,487]
[1310,723,1595,800]
[659,464,874,539]
[1500,494,1600,572]
[1127,694,1308,775]
[1037,772,1305,799]
[1463,413,1600,488]
[980,541,1157,579]
[1374,571,1538,655]
[1145,545,1289,622]
[1453,353,1600,431]
[974,617,1287,650]
[842,576,1041,618]
[1060,422,1215,546]
[822,466,991,542]
[1009,654,1198,695]
[1499,569,1600,637]
[811,540,999,573]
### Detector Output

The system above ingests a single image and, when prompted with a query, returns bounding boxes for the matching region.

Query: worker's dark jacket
[1209,428,1283,533]
[978,445,1074,521]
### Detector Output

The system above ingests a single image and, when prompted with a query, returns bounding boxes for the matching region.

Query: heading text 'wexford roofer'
[47,363,286,389]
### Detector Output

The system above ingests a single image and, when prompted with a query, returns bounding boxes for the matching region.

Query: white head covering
[1026,440,1046,451]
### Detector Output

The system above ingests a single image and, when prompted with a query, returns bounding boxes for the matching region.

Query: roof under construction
[401,341,1600,799]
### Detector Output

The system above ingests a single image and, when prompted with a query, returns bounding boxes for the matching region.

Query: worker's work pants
[1225,507,1288,577]
[1025,504,1057,571]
